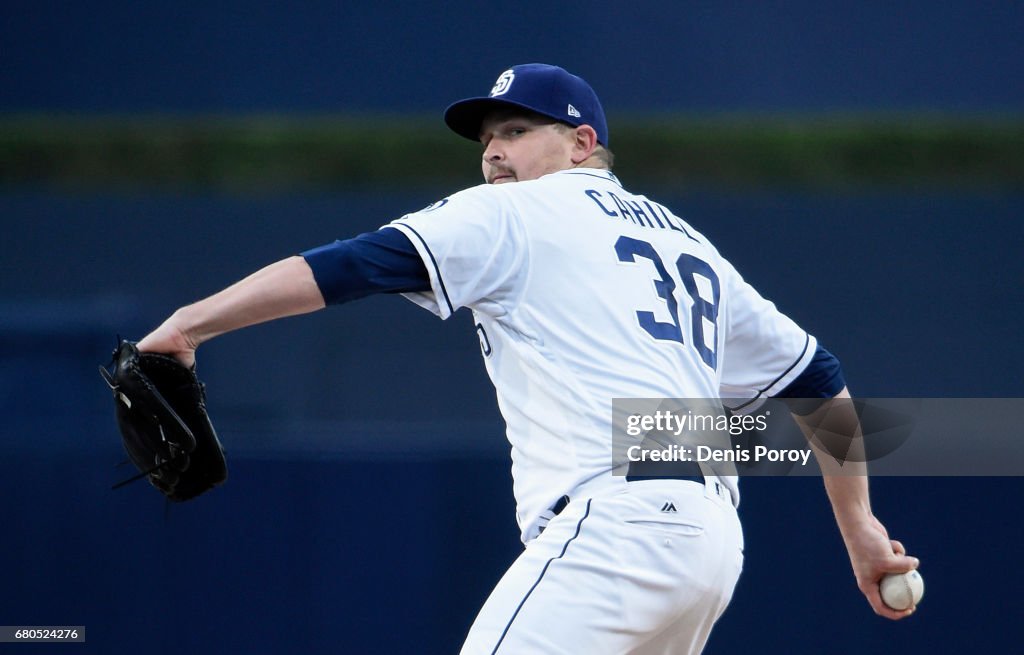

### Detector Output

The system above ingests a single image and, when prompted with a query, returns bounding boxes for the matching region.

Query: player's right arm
[787,387,920,621]
[714,255,920,620]
[769,340,920,619]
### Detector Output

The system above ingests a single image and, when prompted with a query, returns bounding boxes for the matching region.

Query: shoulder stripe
[730,332,811,412]
[398,223,454,316]
[762,332,811,394]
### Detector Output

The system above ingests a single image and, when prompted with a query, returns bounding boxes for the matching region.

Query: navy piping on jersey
[731,332,811,412]
[490,499,593,655]
[563,170,623,188]
[398,224,455,316]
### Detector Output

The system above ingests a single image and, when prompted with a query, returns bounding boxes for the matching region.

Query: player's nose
[482,140,505,163]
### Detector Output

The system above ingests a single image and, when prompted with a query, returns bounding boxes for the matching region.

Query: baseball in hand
[879,570,924,610]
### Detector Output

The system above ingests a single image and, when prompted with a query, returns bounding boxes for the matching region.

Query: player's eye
[479,124,526,148]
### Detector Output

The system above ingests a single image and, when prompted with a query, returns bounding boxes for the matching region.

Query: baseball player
[137,63,919,653]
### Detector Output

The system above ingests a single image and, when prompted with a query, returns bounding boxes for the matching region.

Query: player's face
[479,111,577,184]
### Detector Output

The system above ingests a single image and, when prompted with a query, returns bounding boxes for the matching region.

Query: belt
[551,461,705,516]
[625,459,705,484]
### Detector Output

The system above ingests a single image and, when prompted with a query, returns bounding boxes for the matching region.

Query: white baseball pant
[461,478,744,654]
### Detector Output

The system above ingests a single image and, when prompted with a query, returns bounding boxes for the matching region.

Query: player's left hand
[99,339,227,501]
[137,314,198,368]
[841,513,920,620]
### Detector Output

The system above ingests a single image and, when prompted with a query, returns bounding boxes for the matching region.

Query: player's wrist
[831,504,879,542]
[169,306,206,350]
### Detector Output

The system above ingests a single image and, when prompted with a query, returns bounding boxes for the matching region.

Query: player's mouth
[488,169,516,184]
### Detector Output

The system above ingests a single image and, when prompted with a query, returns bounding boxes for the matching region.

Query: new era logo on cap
[444,63,610,146]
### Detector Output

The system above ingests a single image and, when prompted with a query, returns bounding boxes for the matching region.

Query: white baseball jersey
[390,168,815,543]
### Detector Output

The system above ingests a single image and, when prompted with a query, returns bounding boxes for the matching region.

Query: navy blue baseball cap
[444,64,609,146]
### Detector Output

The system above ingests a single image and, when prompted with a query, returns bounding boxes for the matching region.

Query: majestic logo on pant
[660,502,677,513]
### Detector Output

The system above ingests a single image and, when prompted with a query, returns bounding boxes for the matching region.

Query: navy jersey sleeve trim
[775,344,847,415]
[301,227,431,305]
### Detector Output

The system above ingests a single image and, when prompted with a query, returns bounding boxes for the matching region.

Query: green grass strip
[1,114,1021,191]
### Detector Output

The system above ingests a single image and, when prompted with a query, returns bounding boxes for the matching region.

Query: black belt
[625,459,705,484]
[551,461,705,516]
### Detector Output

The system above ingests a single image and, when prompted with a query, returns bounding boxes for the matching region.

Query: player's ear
[570,125,598,164]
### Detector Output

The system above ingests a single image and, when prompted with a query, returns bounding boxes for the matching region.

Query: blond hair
[552,122,615,170]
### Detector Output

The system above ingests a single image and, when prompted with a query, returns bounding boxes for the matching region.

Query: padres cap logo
[490,69,515,97]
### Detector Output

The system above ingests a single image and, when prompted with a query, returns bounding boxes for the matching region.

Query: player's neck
[569,155,609,172]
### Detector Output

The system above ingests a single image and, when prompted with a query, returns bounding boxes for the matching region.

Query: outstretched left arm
[138,227,431,366]
[138,255,326,367]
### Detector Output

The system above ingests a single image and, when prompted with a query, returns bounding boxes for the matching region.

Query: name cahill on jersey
[584,187,698,238]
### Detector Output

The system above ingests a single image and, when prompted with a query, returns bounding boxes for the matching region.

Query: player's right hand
[842,514,920,620]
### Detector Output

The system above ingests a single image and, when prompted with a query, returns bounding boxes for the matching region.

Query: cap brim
[444,97,562,143]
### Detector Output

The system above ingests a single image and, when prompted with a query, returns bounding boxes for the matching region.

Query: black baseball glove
[99,340,227,501]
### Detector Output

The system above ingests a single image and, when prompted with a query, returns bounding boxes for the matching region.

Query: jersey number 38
[615,235,720,370]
